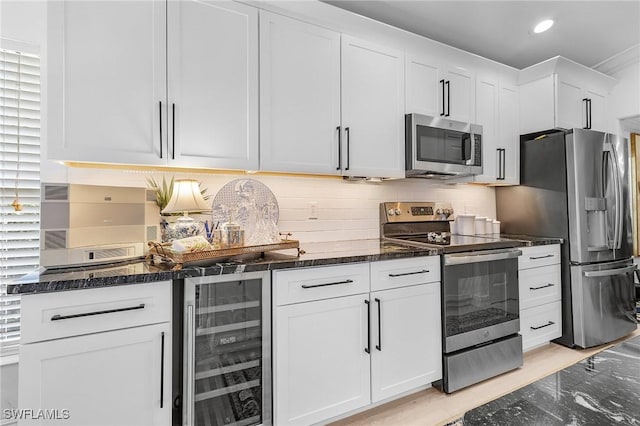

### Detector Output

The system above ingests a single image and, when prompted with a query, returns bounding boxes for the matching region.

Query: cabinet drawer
[274,263,369,306]
[519,264,561,309]
[370,256,440,292]
[520,301,562,351]
[21,281,171,344]
[518,244,560,269]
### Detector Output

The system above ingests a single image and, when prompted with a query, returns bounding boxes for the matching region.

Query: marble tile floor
[462,335,640,425]
[334,329,640,426]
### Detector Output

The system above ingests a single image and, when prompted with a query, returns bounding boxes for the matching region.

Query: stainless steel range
[380,202,524,393]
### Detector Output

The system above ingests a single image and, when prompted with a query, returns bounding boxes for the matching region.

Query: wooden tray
[146,239,303,270]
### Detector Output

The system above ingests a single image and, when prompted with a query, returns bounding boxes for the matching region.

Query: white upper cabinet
[499,83,520,184]
[443,65,474,123]
[405,53,474,123]
[48,0,258,170]
[473,69,519,185]
[341,36,405,178]
[260,17,404,178]
[259,11,341,175]
[473,71,500,183]
[406,55,441,117]
[518,57,615,134]
[167,0,259,170]
[48,1,166,165]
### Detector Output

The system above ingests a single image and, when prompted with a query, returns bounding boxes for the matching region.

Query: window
[0,47,41,353]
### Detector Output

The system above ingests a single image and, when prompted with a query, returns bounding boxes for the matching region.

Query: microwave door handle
[466,134,476,166]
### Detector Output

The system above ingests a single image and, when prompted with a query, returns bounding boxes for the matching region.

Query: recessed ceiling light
[534,19,554,34]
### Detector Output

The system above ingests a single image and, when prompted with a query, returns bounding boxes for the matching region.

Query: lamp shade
[161,179,211,214]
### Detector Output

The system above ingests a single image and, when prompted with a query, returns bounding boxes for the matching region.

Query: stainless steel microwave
[405,113,483,179]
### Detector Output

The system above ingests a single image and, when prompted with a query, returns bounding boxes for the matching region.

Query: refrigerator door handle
[583,265,636,278]
[608,142,624,250]
[602,143,623,250]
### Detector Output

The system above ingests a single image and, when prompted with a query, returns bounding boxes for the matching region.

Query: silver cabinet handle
[388,270,429,277]
[185,305,195,426]
[583,265,636,278]
[301,279,353,289]
[445,249,522,265]
[160,332,165,409]
[529,283,555,291]
[50,303,145,321]
[529,254,554,260]
[530,321,554,331]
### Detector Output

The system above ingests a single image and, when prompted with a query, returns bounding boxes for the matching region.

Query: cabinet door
[259,12,341,174]
[405,54,441,117]
[19,323,171,426]
[586,88,607,132]
[274,294,370,425]
[370,283,442,403]
[48,1,166,165]
[341,36,405,178]
[167,0,258,170]
[444,66,474,123]
[473,73,500,183]
[500,83,520,184]
[556,77,584,130]
[519,75,555,134]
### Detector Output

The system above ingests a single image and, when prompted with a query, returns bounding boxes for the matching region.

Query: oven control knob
[387,209,396,216]
[394,208,402,216]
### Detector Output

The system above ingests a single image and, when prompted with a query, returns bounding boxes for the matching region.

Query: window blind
[0,48,41,353]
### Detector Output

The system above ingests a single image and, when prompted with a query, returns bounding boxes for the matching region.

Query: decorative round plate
[210,179,280,245]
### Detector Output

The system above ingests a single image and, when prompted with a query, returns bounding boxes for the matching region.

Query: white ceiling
[324,1,640,70]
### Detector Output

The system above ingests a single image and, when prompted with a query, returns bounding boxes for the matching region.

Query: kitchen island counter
[8,239,440,294]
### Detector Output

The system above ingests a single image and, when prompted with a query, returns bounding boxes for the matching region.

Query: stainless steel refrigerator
[497,128,637,348]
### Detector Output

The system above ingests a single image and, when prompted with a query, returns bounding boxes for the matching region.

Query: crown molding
[594,44,640,76]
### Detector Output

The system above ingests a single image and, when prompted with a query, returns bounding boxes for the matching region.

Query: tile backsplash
[59,167,496,244]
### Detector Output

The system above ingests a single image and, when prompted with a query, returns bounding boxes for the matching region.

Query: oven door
[442,248,521,353]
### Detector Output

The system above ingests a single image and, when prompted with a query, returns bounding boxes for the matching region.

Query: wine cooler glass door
[184,272,271,426]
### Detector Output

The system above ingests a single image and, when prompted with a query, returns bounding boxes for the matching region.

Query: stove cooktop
[385,233,522,254]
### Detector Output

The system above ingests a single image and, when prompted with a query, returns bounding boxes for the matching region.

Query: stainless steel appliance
[381,202,523,393]
[497,128,638,348]
[405,114,483,179]
[182,271,271,426]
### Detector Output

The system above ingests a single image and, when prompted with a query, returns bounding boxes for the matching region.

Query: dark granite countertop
[8,235,561,295]
[8,239,440,295]
[464,333,640,425]
[500,234,564,247]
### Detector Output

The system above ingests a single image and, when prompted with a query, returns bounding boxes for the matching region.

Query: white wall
[62,167,497,243]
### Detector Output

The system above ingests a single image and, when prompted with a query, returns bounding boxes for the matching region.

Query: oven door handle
[444,249,522,265]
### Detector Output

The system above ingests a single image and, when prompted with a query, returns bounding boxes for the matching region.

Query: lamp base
[160,216,204,242]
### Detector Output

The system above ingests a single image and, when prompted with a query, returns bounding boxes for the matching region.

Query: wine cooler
[184,272,271,426]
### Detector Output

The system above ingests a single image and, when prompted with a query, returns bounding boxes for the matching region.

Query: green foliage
[146,176,175,211]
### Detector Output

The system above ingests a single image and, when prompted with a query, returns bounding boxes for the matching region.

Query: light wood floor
[332,329,640,426]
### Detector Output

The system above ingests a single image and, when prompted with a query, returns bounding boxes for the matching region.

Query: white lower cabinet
[370,282,441,403]
[520,301,563,351]
[274,294,371,426]
[518,245,563,351]
[273,257,441,425]
[19,323,171,426]
[18,282,172,426]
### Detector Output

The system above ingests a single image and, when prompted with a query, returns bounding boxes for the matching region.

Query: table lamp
[161,179,211,238]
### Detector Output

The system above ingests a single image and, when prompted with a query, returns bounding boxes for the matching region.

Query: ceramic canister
[457,214,476,235]
[475,216,487,235]
[492,220,501,235]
